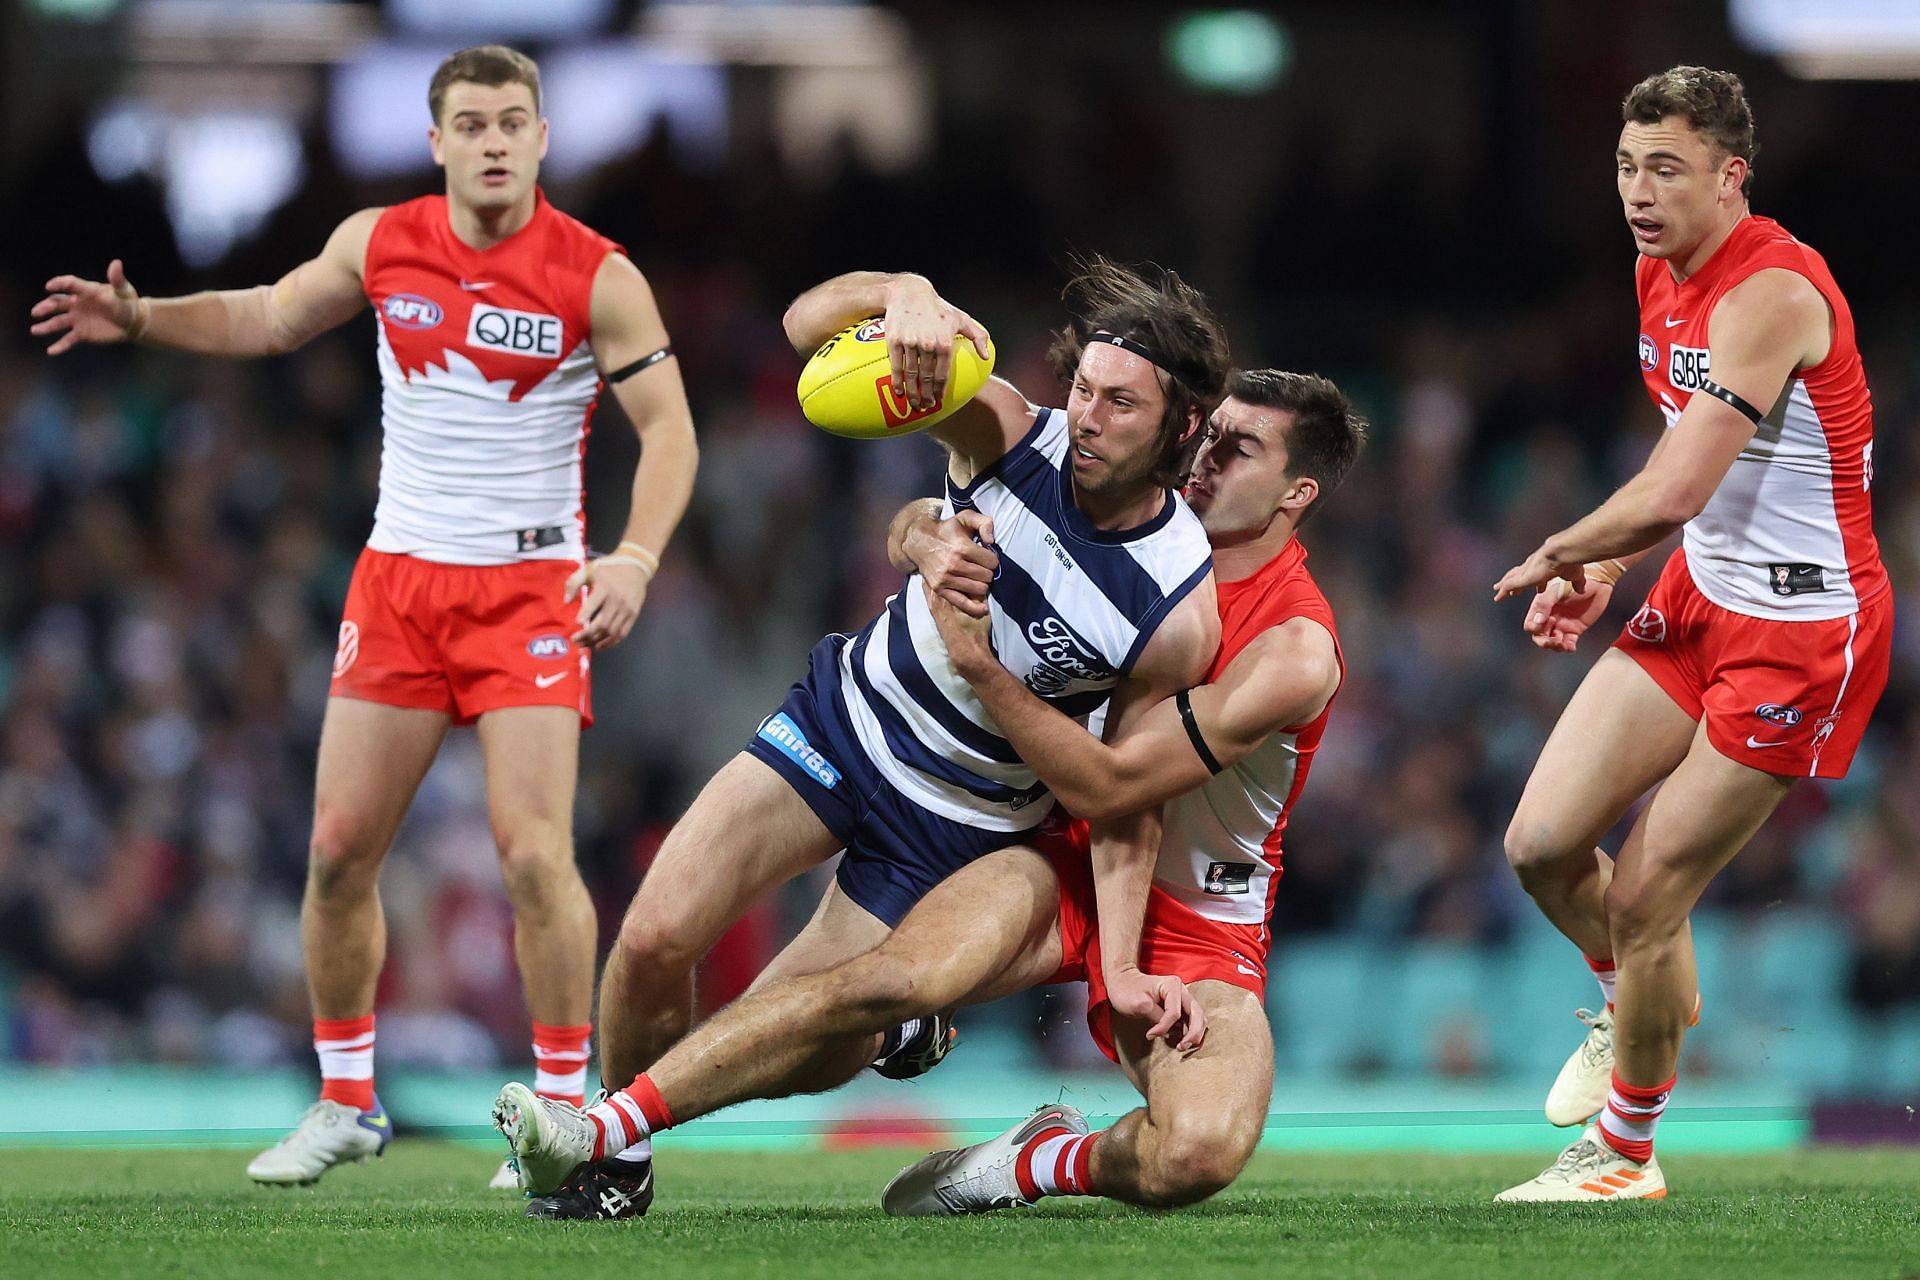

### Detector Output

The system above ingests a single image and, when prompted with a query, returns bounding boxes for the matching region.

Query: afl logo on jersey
[854,320,887,342]
[384,294,443,330]
[1638,333,1657,372]
[1754,703,1803,728]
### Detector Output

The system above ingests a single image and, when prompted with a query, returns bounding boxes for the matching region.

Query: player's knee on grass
[1136,1110,1258,1208]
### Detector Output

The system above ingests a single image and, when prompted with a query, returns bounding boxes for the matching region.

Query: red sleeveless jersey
[1155,536,1343,925]
[360,191,622,566]
[1635,215,1887,619]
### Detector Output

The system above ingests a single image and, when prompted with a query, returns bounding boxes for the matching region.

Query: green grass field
[5,1142,1918,1279]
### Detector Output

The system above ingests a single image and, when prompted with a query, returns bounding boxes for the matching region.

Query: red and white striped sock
[1585,955,1617,1011]
[314,1014,376,1112]
[1013,1127,1103,1200]
[584,1074,675,1161]
[531,1021,592,1106]
[1597,1071,1672,1164]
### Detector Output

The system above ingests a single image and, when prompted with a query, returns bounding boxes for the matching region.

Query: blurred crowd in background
[3,8,1920,1085]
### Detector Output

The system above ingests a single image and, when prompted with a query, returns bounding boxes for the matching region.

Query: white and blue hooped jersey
[838,407,1213,831]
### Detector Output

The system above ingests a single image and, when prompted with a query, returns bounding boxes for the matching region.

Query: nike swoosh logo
[1745,735,1789,749]
[1236,964,1259,977]
[1664,316,1686,328]
[361,1113,390,1130]
[461,279,495,291]
[535,672,567,688]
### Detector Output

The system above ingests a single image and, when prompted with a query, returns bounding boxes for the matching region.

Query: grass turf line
[3,1143,1917,1279]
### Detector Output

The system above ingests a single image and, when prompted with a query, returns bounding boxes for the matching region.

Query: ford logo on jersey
[384,294,443,330]
[1755,703,1803,728]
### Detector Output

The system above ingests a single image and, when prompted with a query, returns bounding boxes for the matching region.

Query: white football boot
[1544,1007,1614,1126]
[882,1103,1089,1216]
[246,1097,391,1186]
[1495,1125,1667,1202]
[492,1082,599,1196]
[488,1157,522,1190]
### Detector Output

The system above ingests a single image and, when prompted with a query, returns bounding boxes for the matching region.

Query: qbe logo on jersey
[468,303,564,359]
[1668,343,1711,392]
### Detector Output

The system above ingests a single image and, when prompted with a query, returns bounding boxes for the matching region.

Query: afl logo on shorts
[1626,603,1666,644]
[854,320,887,342]
[383,294,443,330]
[1755,703,1803,728]
[333,621,361,677]
[1638,333,1657,372]
[527,634,570,659]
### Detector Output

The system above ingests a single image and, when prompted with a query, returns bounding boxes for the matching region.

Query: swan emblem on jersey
[1023,616,1111,696]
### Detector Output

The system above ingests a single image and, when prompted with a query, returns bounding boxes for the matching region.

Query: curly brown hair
[1046,255,1232,488]
[1623,65,1757,195]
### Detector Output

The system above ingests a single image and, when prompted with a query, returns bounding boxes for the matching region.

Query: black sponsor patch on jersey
[1203,862,1255,895]
[1767,563,1826,597]
[517,526,566,552]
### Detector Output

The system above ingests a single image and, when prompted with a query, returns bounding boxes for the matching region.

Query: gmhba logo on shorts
[468,303,563,359]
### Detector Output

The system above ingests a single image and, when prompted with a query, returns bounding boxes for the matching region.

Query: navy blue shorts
[745,634,1022,927]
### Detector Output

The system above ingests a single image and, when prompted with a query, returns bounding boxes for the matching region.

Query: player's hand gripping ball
[798,318,995,439]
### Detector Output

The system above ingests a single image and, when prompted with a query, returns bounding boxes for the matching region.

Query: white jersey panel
[367,322,597,565]
[1683,380,1857,619]
[1156,728,1300,925]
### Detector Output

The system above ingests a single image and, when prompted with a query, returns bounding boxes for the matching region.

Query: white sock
[1026,1133,1078,1195]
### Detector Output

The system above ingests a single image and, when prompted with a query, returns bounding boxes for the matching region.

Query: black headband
[1088,331,1196,394]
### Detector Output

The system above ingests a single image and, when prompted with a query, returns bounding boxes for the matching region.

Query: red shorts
[1612,550,1890,779]
[329,548,592,726]
[1037,817,1269,1064]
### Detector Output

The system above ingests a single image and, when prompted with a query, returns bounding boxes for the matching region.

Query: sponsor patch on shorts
[757,712,841,789]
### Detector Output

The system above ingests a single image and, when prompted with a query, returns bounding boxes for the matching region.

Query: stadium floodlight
[1165,9,1292,95]
[1732,0,1920,79]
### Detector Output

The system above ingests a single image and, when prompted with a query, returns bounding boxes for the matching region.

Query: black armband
[605,346,674,383]
[1698,378,1764,425]
[1175,689,1224,775]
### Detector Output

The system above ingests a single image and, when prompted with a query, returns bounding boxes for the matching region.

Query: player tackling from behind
[493,258,1226,1218]
[30,46,699,1187]
[1493,66,1890,1201]
[496,370,1362,1215]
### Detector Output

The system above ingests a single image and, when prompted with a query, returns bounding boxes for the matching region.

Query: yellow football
[797,318,996,439]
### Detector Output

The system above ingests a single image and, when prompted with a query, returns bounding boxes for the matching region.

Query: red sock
[1014,1128,1103,1199]
[585,1073,676,1159]
[1585,955,1617,1011]
[1597,1071,1673,1163]
[314,1014,376,1111]
[531,1021,592,1106]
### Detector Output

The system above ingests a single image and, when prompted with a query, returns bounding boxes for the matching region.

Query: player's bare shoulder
[1131,573,1221,692]
[324,208,389,284]
[1709,266,1832,371]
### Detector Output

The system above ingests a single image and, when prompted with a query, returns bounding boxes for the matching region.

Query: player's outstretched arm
[31,209,380,358]
[567,253,699,651]
[1494,267,1829,603]
[782,270,1027,480]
